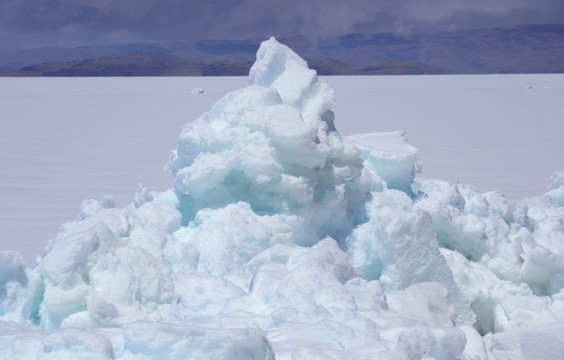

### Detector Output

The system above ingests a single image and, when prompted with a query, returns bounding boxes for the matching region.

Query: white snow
[0,37,563,359]
[2,74,563,266]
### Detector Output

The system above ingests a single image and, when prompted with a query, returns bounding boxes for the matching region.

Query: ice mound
[2,37,564,359]
[167,37,367,247]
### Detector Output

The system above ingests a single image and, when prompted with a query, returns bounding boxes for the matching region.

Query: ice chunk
[346,131,420,195]
[0,251,33,323]
[386,282,456,327]
[346,190,474,325]
[0,251,28,293]
[546,170,564,207]
[415,180,489,261]
[521,245,564,296]
[491,322,564,359]
[122,322,274,360]
[249,37,335,127]
[0,322,115,360]
[175,202,294,279]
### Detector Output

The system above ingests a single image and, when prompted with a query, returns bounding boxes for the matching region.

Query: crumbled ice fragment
[123,322,274,360]
[0,322,115,360]
[545,170,564,207]
[0,251,32,322]
[133,183,154,208]
[386,282,456,327]
[346,131,420,195]
[0,251,28,291]
[521,245,564,296]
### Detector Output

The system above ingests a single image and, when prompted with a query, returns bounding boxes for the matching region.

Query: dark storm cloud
[1,0,563,50]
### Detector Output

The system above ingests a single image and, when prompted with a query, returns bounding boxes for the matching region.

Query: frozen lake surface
[1,74,563,264]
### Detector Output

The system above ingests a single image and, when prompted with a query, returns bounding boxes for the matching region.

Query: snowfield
[1,37,564,359]
[2,68,563,266]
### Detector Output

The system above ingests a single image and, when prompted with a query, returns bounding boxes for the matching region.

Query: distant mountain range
[2,53,253,77]
[1,24,563,76]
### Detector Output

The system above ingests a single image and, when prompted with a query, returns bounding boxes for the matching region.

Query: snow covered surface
[2,69,563,267]
[2,73,563,267]
[1,37,564,359]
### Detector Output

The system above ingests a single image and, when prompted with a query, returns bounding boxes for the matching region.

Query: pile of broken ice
[1,38,564,359]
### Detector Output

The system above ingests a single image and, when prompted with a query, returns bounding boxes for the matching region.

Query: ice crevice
[1,37,564,359]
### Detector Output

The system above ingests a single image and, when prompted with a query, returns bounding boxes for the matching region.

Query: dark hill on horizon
[1,24,563,76]
[0,53,444,77]
[2,53,253,77]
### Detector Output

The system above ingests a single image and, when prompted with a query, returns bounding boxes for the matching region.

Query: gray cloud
[1,0,562,50]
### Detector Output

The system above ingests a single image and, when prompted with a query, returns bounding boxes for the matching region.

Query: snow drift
[1,37,564,359]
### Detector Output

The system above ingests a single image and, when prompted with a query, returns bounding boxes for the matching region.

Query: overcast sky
[1,0,563,51]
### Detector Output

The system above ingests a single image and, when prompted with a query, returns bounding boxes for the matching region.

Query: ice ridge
[1,37,564,360]
[167,37,368,246]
